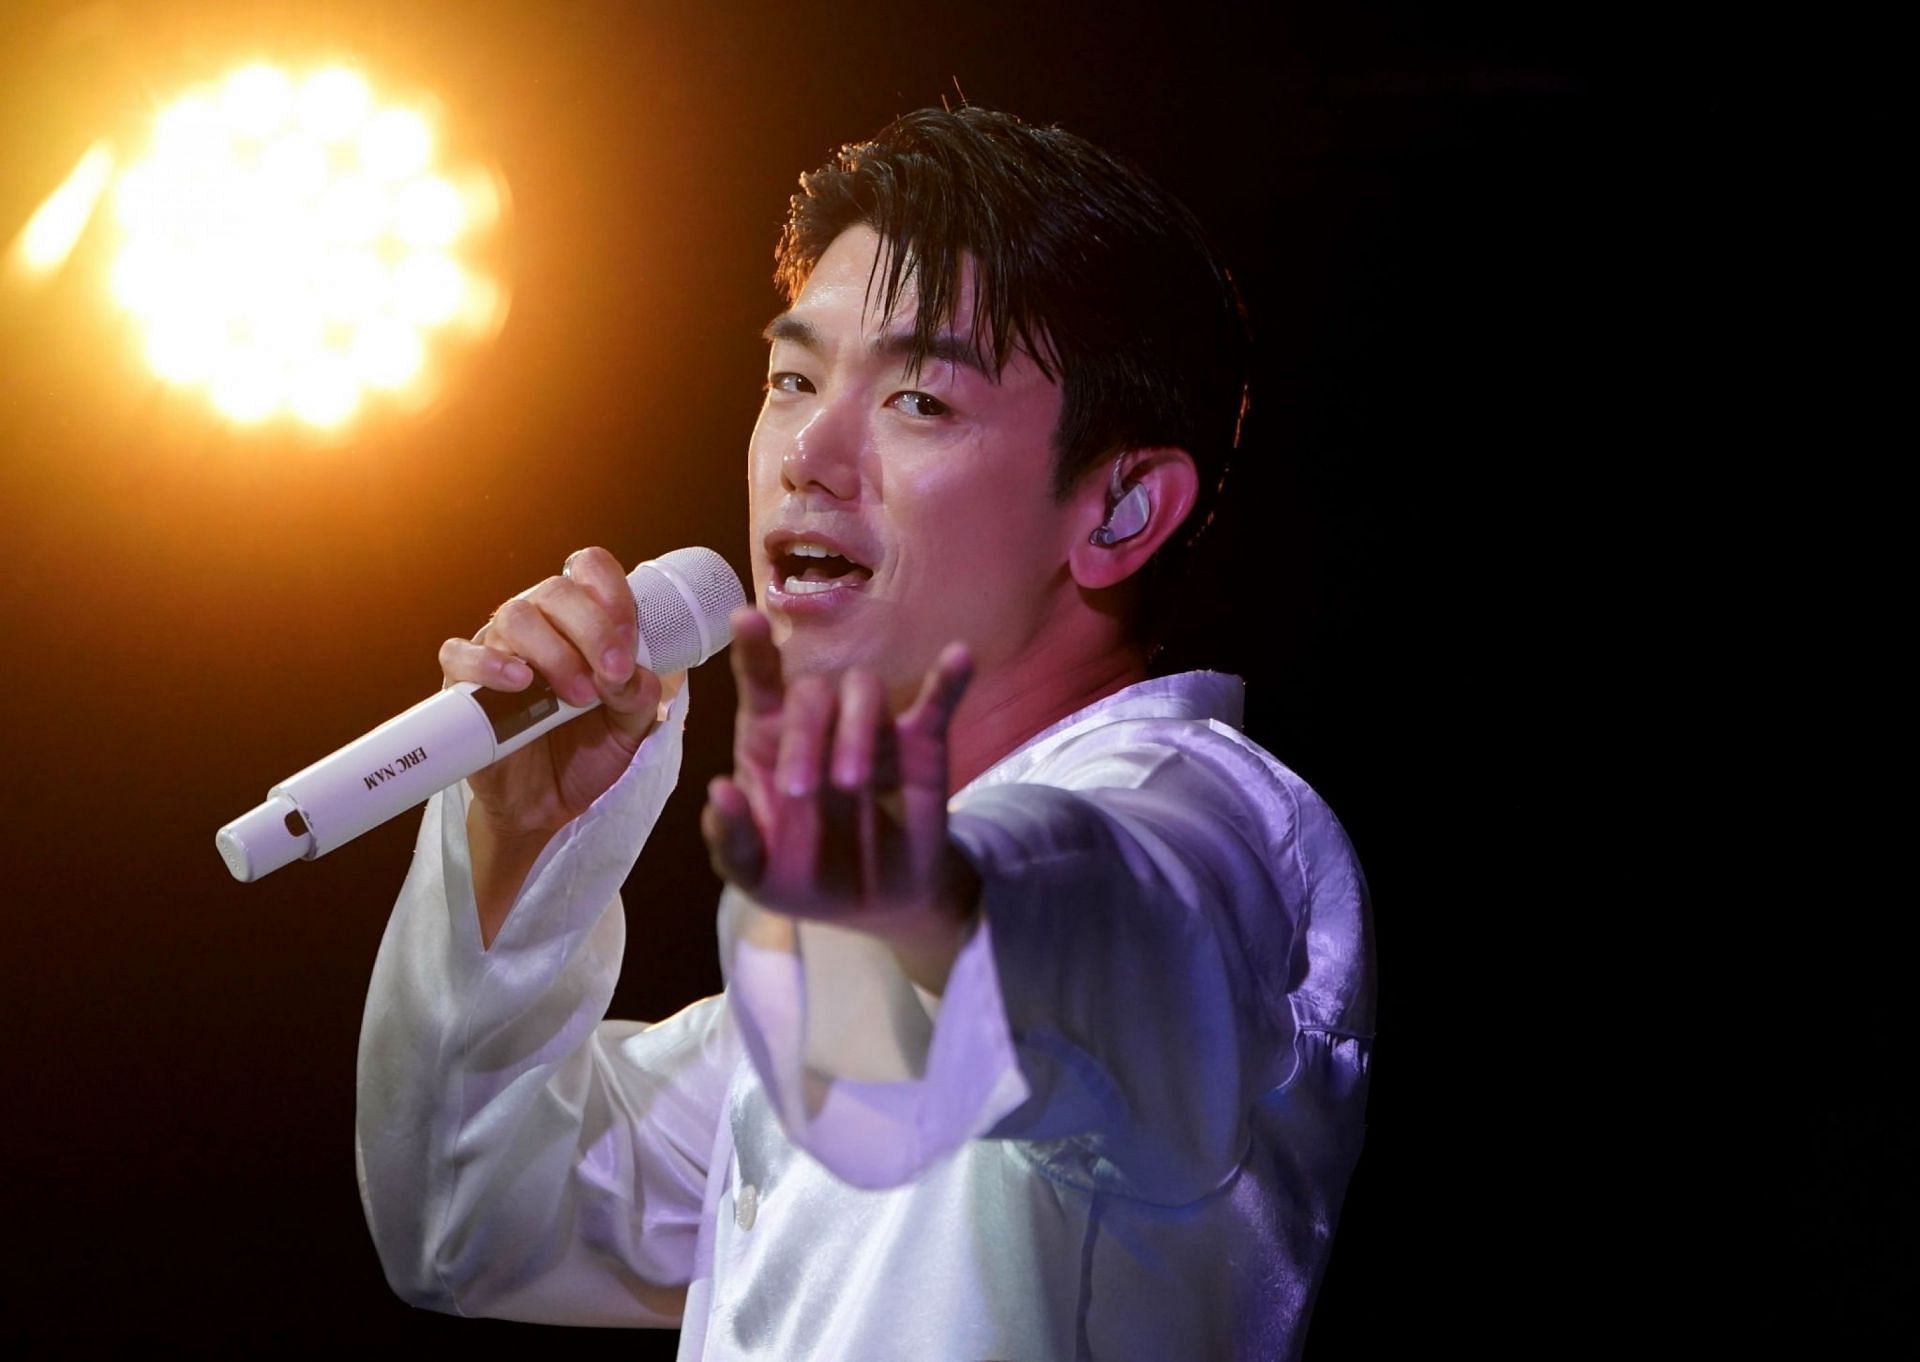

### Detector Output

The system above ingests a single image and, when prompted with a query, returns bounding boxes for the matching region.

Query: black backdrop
[0,2,1607,1353]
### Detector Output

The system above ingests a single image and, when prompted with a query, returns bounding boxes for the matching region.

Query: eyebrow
[761,313,994,381]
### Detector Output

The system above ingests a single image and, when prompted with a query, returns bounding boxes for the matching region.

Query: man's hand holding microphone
[438,546,671,944]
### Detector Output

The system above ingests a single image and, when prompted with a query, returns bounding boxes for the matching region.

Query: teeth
[782,575,848,595]
[789,543,834,558]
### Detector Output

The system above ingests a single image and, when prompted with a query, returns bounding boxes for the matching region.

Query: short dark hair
[774,106,1249,655]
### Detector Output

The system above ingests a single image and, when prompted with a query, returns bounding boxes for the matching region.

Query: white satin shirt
[356,672,1374,1360]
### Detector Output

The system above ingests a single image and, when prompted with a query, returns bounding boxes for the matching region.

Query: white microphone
[216,546,746,883]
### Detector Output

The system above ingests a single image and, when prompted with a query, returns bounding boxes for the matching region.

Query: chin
[769,623,864,680]
[778,625,932,700]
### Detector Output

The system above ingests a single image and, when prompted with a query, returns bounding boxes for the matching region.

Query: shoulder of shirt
[960,670,1340,832]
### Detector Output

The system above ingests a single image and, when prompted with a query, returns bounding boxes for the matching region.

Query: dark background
[0,1,1618,1354]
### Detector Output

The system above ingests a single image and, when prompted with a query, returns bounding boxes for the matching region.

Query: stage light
[360,108,433,182]
[392,177,464,247]
[351,320,425,390]
[220,64,295,139]
[91,61,503,430]
[297,69,373,141]
[392,252,466,325]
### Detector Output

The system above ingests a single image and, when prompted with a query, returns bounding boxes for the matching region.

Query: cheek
[890,456,1058,590]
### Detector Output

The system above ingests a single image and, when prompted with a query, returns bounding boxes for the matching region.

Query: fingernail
[501,658,532,685]
[602,646,628,676]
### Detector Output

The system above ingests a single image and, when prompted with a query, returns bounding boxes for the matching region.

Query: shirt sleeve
[720,723,1325,1206]
[355,681,738,1325]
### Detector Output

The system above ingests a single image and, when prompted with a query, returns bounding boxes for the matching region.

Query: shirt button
[735,1182,759,1231]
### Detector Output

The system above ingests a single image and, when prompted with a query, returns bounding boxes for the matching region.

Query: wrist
[467,801,560,949]
[469,794,567,847]
[882,844,982,995]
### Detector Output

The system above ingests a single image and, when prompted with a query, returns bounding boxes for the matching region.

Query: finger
[702,776,765,887]
[439,637,533,691]
[727,607,784,716]
[900,643,974,743]
[482,594,599,708]
[896,646,971,871]
[817,669,883,902]
[869,711,902,791]
[598,664,664,741]
[775,675,835,799]
[520,572,636,700]
[557,547,638,686]
[830,669,886,792]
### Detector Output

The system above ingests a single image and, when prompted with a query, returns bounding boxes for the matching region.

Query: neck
[945,641,1149,793]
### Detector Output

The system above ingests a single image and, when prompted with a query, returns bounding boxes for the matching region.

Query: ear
[1066,447,1201,592]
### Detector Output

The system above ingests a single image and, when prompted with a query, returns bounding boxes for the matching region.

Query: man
[357,107,1373,1360]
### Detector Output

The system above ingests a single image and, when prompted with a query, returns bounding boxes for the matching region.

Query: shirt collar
[959,671,1246,794]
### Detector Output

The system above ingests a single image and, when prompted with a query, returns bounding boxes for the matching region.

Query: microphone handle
[216,673,605,883]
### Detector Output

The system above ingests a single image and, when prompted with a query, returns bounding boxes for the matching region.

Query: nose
[781,395,861,501]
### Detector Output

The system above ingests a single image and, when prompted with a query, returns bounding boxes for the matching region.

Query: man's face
[748,225,1076,699]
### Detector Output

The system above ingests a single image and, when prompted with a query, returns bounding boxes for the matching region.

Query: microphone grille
[629,547,747,674]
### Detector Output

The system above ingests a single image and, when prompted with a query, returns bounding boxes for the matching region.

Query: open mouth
[771,541,874,596]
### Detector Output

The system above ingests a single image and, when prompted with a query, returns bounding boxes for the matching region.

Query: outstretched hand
[701,608,981,992]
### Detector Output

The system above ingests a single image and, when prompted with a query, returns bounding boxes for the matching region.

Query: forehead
[773,225,1054,391]
[786,225,963,332]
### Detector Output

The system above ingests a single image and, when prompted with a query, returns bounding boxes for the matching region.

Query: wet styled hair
[774,106,1250,654]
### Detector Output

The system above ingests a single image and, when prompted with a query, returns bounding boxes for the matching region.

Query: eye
[888,390,950,418]
[766,371,815,395]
